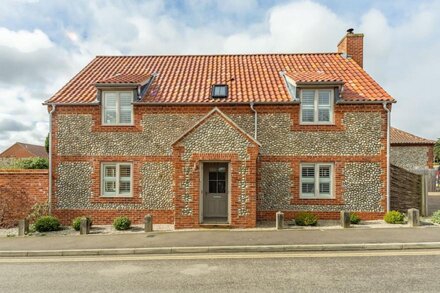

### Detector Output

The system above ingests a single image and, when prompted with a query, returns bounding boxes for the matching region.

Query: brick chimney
[337,28,364,68]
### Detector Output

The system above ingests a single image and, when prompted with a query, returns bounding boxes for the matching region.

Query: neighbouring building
[45,29,395,228]
[0,142,47,168]
[390,127,435,171]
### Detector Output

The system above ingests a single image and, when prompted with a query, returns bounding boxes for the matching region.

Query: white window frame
[101,162,133,197]
[300,89,334,125]
[300,163,334,199]
[101,91,134,125]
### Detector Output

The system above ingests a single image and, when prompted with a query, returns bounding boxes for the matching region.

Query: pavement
[1,226,440,256]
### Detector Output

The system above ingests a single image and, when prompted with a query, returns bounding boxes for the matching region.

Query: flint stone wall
[390,145,431,171]
[258,162,383,212]
[55,110,384,211]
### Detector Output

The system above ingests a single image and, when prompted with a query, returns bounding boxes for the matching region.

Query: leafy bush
[113,216,131,230]
[384,211,405,224]
[34,216,60,232]
[431,210,440,224]
[295,212,318,226]
[15,157,49,169]
[72,216,93,231]
[350,213,361,224]
[27,202,49,223]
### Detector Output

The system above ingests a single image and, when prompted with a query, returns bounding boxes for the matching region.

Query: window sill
[299,122,335,126]
[100,195,133,198]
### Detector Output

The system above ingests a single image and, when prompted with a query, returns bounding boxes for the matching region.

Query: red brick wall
[0,170,48,227]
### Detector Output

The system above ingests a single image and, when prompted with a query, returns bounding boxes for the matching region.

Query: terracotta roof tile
[46,53,394,104]
[96,72,151,84]
[286,71,343,83]
[390,127,435,145]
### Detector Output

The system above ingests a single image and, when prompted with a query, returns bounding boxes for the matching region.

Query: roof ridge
[95,52,341,58]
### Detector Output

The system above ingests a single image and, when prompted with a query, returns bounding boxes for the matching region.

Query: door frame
[199,161,231,224]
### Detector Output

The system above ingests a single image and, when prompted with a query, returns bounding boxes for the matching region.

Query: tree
[45,133,49,154]
[435,138,440,164]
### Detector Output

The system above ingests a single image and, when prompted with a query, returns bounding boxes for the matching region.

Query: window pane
[302,166,315,178]
[318,90,331,105]
[213,85,227,97]
[218,181,226,193]
[119,165,131,178]
[119,92,133,107]
[105,165,116,177]
[104,110,117,124]
[302,109,314,122]
[104,93,117,107]
[218,171,226,180]
[319,166,330,178]
[119,181,131,194]
[105,180,116,193]
[318,109,330,122]
[302,90,315,105]
[209,181,217,193]
[319,183,330,194]
[209,172,217,180]
[302,183,315,193]
[119,110,132,124]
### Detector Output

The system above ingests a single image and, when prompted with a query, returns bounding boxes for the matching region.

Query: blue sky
[0,0,439,152]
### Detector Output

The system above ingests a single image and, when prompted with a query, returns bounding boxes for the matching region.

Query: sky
[0,0,439,152]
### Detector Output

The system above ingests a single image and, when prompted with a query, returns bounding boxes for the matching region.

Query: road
[0,250,439,292]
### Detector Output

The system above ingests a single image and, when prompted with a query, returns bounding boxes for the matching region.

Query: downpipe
[250,102,258,140]
[383,102,391,212]
[48,104,56,215]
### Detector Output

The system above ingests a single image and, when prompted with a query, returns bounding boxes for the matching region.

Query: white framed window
[101,163,133,197]
[300,89,333,124]
[300,163,334,199]
[102,91,133,125]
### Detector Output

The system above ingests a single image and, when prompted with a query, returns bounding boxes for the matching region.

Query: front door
[203,163,228,222]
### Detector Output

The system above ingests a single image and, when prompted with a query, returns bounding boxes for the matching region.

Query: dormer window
[211,85,228,98]
[102,91,133,125]
[300,89,333,124]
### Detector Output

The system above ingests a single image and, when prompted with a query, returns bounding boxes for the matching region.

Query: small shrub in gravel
[384,211,405,224]
[113,216,131,230]
[72,217,93,231]
[295,212,318,226]
[431,210,440,224]
[350,213,361,224]
[34,216,60,232]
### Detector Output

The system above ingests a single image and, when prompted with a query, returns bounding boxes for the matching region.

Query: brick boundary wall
[390,164,422,212]
[0,169,48,227]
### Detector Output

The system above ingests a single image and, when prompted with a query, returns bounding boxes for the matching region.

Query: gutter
[48,104,56,215]
[250,102,258,140]
[382,102,391,212]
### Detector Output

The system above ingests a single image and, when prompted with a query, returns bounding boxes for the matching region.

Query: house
[0,142,48,159]
[45,29,395,228]
[390,127,435,171]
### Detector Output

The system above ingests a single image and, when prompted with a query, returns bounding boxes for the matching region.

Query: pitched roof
[0,142,48,158]
[390,127,436,145]
[46,53,394,104]
[285,71,343,84]
[96,72,152,85]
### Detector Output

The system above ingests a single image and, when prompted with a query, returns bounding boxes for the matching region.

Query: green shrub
[72,217,93,231]
[15,157,49,169]
[384,210,405,224]
[295,212,318,226]
[34,216,60,232]
[431,210,440,224]
[27,202,49,223]
[350,213,361,224]
[113,216,131,230]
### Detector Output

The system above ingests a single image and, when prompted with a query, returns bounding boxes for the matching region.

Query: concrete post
[80,217,90,235]
[408,208,420,227]
[145,214,153,232]
[18,219,29,236]
[276,211,284,230]
[340,211,350,228]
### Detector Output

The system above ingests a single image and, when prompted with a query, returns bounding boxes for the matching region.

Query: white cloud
[0,27,53,52]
